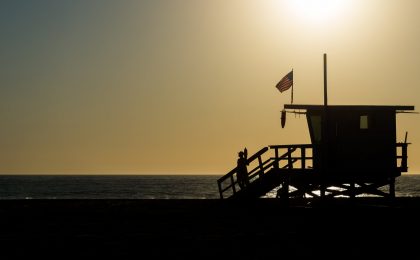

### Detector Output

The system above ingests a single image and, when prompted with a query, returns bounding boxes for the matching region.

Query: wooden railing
[217,147,268,199]
[269,144,314,170]
[217,144,313,199]
[218,142,410,199]
[396,142,410,172]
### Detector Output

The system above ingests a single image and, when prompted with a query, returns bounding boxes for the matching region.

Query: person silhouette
[237,148,249,189]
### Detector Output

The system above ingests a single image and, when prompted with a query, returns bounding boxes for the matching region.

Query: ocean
[1,174,420,199]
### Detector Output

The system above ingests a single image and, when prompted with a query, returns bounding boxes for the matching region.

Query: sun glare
[288,0,350,24]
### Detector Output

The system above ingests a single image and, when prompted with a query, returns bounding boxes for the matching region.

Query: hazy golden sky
[1,0,419,174]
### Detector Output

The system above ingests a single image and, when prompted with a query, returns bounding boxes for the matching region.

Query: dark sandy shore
[1,198,419,259]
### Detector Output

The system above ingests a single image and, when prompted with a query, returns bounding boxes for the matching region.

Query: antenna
[321,53,329,195]
[324,53,328,107]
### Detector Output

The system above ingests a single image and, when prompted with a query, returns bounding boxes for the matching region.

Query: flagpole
[324,55,328,106]
[291,69,294,104]
[321,53,328,198]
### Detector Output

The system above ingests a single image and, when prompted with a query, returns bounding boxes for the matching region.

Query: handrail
[248,158,276,181]
[396,142,410,171]
[217,144,313,199]
[217,147,270,199]
[217,147,268,184]
[247,147,269,163]
[269,144,313,149]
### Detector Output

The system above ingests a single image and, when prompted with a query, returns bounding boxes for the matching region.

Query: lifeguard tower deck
[217,104,414,199]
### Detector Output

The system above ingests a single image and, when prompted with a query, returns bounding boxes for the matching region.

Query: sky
[1,0,419,174]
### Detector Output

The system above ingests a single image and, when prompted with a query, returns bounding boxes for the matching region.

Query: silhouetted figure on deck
[237,148,249,189]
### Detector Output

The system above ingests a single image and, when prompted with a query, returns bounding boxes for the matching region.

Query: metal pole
[291,69,294,104]
[321,53,328,198]
[324,54,328,107]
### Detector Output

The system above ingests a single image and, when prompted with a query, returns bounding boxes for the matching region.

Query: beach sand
[0,198,419,259]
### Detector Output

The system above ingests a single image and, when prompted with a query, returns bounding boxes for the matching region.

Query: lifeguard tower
[217,55,414,199]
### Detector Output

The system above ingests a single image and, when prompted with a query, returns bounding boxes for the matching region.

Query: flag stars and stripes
[276,70,293,93]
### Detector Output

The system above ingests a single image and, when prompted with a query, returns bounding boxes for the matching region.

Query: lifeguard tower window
[360,115,368,129]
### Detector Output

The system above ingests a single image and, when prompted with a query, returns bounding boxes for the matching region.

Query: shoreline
[1,198,419,258]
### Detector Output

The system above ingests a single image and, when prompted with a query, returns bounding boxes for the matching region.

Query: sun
[287,0,350,24]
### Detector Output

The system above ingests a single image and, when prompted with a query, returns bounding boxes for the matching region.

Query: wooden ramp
[217,145,314,199]
[228,168,315,199]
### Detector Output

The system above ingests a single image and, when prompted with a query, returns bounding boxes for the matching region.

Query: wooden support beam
[350,182,355,199]
[389,177,395,198]
[401,144,408,171]
[287,147,293,169]
[274,148,279,169]
[307,191,320,198]
[301,148,306,169]
[320,183,326,198]
[230,175,236,194]
[258,155,264,177]
[282,159,298,169]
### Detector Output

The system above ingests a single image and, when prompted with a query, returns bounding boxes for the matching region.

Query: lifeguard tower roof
[285,104,414,111]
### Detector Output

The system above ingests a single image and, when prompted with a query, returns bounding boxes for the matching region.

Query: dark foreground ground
[0,198,419,259]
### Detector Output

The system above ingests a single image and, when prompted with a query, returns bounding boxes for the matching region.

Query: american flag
[275,70,293,93]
